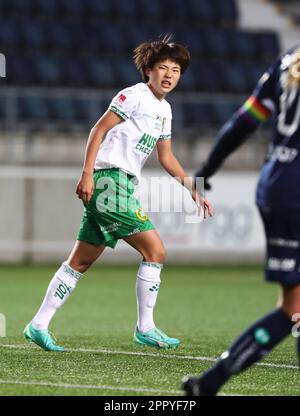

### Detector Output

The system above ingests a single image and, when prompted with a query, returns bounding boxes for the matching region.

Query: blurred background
[0,0,299,264]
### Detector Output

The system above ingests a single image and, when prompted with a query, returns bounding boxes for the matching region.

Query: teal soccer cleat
[134,327,181,349]
[23,323,65,352]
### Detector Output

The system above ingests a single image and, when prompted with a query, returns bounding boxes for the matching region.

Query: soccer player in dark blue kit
[182,45,300,396]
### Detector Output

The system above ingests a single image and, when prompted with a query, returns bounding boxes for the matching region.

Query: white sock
[31,262,82,330]
[136,261,163,333]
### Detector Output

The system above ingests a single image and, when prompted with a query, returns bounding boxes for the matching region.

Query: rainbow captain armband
[238,95,272,127]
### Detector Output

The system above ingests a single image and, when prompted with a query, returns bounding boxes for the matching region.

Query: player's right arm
[76,110,123,204]
[195,65,277,189]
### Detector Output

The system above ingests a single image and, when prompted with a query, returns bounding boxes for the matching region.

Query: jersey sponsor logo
[267,144,298,163]
[135,207,149,222]
[116,94,127,105]
[136,133,157,155]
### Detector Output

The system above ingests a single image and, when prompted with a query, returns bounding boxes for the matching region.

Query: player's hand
[76,172,94,204]
[192,190,213,219]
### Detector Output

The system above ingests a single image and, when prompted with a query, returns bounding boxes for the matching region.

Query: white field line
[0,380,178,395]
[0,379,242,396]
[0,343,298,370]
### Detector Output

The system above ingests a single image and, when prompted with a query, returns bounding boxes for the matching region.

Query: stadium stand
[0,0,280,130]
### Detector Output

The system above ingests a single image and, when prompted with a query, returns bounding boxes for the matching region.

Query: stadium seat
[5,0,33,16]
[193,61,224,92]
[213,0,238,27]
[56,0,86,18]
[136,0,164,21]
[110,0,138,20]
[33,0,59,17]
[231,31,258,61]
[63,58,88,87]
[203,28,232,60]
[182,102,215,127]
[161,0,190,21]
[45,22,73,52]
[85,0,112,19]
[9,55,36,85]
[67,23,98,53]
[256,32,280,62]
[178,68,198,92]
[211,100,240,125]
[0,19,19,50]
[73,98,92,123]
[178,28,207,57]
[84,57,116,89]
[76,98,107,126]
[18,95,50,121]
[124,26,151,53]
[186,0,216,25]
[19,19,47,50]
[113,58,140,87]
[97,24,127,54]
[222,62,249,93]
[34,56,63,86]
[48,97,78,121]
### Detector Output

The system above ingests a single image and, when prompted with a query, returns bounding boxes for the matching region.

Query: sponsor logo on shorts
[267,145,298,163]
[100,222,120,233]
[127,228,141,236]
[267,257,296,271]
[135,208,149,222]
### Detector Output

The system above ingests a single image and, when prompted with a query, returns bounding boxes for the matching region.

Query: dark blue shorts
[259,207,300,285]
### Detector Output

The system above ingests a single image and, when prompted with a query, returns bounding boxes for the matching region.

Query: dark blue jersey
[196,45,300,208]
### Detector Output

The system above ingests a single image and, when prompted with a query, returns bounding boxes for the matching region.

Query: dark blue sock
[200,308,293,395]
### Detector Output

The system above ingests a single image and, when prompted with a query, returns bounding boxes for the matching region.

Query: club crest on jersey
[117,94,127,105]
[135,208,149,222]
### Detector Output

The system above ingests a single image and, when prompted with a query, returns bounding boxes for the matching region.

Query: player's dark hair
[133,34,190,82]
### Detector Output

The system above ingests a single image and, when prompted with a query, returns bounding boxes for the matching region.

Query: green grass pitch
[0,264,298,396]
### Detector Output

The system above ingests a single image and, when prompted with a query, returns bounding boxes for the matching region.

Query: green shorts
[77,168,155,248]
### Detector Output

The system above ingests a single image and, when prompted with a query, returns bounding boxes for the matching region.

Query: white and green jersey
[94,82,172,182]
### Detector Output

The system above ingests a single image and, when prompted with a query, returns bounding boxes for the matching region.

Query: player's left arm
[195,65,278,187]
[156,139,213,218]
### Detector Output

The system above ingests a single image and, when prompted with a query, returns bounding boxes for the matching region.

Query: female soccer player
[24,35,213,352]
[183,45,300,395]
